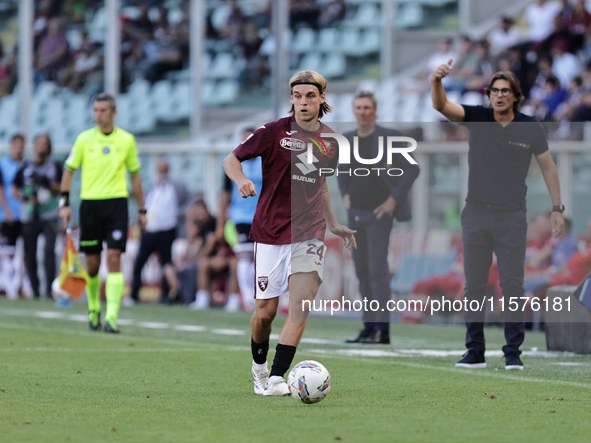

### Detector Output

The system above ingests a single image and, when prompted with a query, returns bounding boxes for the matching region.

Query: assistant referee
[59,93,146,333]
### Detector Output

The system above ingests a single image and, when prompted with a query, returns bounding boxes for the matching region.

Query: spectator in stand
[219,0,246,43]
[529,55,555,102]
[0,134,25,299]
[290,0,320,29]
[488,16,521,57]
[566,0,591,36]
[0,40,16,99]
[532,75,568,120]
[58,32,104,95]
[541,219,591,289]
[318,0,346,28]
[524,0,562,44]
[12,134,62,299]
[129,157,190,305]
[552,39,580,88]
[238,21,268,88]
[523,218,579,294]
[34,0,57,49]
[424,38,457,91]
[464,40,494,93]
[447,36,478,91]
[541,13,578,53]
[34,18,70,86]
[143,27,189,84]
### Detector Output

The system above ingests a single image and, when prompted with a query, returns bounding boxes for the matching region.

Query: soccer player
[59,93,146,333]
[0,134,25,299]
[432,60,564,370]
[215,127,260,312]
[223,70,357,396]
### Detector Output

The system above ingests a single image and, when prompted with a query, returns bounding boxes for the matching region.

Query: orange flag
[58,231,87,300]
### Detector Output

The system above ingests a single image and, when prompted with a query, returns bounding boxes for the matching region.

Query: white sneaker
[120,297,135,307]
[225,294,241,312]
[189,292,209,310]
[263,376,290,396]
[252,361,270,395]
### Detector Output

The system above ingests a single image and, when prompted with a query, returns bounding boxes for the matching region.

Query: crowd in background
[426,0,591,135]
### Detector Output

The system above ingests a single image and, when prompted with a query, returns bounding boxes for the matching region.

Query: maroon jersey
[233,115,338,245]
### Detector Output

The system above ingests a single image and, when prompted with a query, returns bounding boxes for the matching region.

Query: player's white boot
[225,293,241,313]
[252,361,270,395]
[263,375,290,396]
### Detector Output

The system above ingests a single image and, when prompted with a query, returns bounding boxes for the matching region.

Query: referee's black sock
[251,337,269,365]
[270,343,297,378]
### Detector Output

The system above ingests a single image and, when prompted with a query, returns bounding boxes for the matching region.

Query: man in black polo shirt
[432,59,565,370]
[340,90,420,344]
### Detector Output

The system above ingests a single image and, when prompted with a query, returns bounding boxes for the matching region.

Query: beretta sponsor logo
[280,137,306,151]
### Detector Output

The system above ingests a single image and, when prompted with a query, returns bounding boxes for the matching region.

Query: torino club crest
[258,276,269,292]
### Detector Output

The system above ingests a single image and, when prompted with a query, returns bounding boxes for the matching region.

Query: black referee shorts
[79,198,128,255]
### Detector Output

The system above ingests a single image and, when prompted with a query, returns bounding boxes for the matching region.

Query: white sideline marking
[306,352,591,389]
[211,328,245,336]
[35,311,65,319]
[117,319,135,326]
[549,362,587,366]
[300,338,335,345]
[174,325,207,332]
[68,314,88,322]
[138,322,169,329]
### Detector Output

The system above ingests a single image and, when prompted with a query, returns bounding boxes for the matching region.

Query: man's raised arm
[431,58,466,123]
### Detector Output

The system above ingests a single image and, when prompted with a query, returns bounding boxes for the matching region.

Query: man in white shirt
[129,157,189,304]
[426,38,457,90]
[524,0,562,43]
[488,16,521,56]
[552,39,580,87]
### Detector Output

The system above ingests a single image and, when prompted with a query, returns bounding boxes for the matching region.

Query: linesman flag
[57,230,88,299]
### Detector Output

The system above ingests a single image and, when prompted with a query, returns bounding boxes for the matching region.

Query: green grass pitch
[0,298,590,443]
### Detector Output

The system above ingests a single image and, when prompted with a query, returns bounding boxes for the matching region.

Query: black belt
[469,201,524,211]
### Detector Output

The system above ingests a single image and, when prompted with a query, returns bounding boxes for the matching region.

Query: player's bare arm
[59,168,74,226]
[431,58,465,123]
[321,180,357,250]
[0,185,14,223]
[130,172,147,231]
[536,150,565,238]
[222,153,257,198]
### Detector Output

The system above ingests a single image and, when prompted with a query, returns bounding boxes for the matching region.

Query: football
[287,360,331,404]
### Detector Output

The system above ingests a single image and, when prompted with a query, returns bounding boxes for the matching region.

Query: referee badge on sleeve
[258,276,269,292]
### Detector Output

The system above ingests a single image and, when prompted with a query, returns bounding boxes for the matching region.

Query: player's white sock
[191,289,210,310]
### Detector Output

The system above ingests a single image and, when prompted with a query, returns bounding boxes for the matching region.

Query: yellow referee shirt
[65,127,141,200]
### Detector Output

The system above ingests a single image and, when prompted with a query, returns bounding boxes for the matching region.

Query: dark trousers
[461,202,528,356]
[22,219,57,298]
[348,207,394,331]
[130,228,176,301]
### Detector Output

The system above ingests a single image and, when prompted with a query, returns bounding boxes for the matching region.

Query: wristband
[138,209,147,215]
[552,205,565,213]
[59,191,69,208]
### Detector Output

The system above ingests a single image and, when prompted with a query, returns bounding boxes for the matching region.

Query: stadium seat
[398,91,420,122]
[170,80,191,120]
[291,28,317,54]
[322,53,346,79]
[150,80,173,120]
[207,53,236,80]
[339,29,361,56]
[215,80,239,106]
[295,52,322,74]
[0,94,19,137]
[395,1,424,29]
[390,253,423,294]
[36,81,57,99]
[344,3,380,28]
[65,29,83,51]
[357,29,380,56]
[202,81,216,107]
[337,93,355,122]
[317,28,340,53]
[87,6,106,43]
